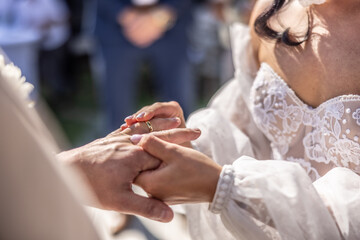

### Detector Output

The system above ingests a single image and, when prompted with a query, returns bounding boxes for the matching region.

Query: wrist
[56,148,81,166]
[206,164,222,202]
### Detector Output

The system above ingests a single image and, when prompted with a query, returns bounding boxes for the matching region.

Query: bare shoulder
[249,0,273,65]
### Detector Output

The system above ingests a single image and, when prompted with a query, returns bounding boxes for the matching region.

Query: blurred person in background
[0,0,70,102]
[188,0,255,102]
[17,0,71,104]
[95,0,194,133]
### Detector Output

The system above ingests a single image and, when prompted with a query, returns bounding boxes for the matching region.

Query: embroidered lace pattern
[250,63,360,180]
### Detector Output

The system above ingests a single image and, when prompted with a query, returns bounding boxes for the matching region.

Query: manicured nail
[124,115,133,121]
[169,117,180,123]
[130,134,143,144]
[120,123,128,130]
[136,112,145,119]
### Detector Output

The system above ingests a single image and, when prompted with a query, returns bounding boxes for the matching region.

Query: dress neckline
[259,62,360,112]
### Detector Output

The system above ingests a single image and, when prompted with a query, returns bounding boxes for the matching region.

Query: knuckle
[130,122,144,131]
[169,101,180,108]
[141,134,154,147]
[131,147,143,157]
[165,131,172,141]
[145,134,156,142]
[153,102,161,108]
[164,144,176,153]
[151,102,163,111]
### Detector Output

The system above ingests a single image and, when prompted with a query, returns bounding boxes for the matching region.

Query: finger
[124,115,135,125]
[124,101,182,126]
[121,193,173,222]
[107,127,124,137]
[120,123,128,131]
[135,101,183,122]
[124,106,149,125]
[130,128,201,144]
[139,134,179,163]
[136,149,162,172]
[126,117,181,135]
[154,128,201,144]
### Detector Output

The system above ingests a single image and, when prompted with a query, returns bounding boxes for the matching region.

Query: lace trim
[261,62,360,113]
[209,165,234,214]
[250,63,360,178]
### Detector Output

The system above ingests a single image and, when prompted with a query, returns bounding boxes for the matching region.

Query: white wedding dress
[185,24,360,240]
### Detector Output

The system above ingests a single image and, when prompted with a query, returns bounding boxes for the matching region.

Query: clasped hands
[57,101,221,223]
[123,102,222,206]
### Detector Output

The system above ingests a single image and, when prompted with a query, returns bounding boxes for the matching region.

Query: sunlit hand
[134,134,222,205]
[122,101,189,147]
[122,101,186,130]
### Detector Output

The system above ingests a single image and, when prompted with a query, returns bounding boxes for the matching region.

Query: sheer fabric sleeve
[209,157,360,239]
[187,23,271,162]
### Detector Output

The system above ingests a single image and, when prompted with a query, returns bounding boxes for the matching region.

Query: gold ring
[145,121,153,133]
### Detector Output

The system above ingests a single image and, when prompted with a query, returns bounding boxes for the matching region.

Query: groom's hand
[57,126,200,222]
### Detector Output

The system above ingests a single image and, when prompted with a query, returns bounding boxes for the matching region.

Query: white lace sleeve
[208,156,360,239]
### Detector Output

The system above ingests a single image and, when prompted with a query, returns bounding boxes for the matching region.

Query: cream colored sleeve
[0,63,100,239]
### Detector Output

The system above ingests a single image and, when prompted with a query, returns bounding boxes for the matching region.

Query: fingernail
[120,123,128,129]
[124,115,133,121]
[169,117,180,123]
[159,209,172,222]
[130,134,143,143]
[136,112,145,119]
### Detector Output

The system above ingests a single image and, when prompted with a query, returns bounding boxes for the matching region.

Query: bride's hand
[120,116,182,135]
[122,101,186,130]
[133,134,222,205]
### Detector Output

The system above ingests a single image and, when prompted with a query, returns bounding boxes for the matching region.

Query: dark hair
[254,0,311,46]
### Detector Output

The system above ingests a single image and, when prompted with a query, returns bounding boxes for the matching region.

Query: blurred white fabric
[0,52,101,239]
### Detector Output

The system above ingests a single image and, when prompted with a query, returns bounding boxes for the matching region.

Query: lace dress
[185,24,360,240]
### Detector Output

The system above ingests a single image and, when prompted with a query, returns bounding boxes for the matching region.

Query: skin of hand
[122,101,186,129]
[133,134,223,205]
[57,117,201,223]
[117,6,175,48]
[122,101,190,146]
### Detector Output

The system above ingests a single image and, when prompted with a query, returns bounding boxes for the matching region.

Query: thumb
[122,193,173,222]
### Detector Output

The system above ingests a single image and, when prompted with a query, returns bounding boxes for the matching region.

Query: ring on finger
[145,121,153,133]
